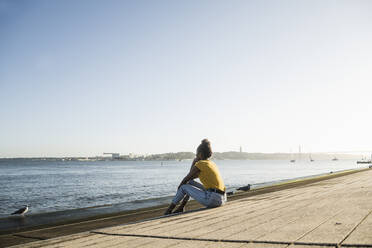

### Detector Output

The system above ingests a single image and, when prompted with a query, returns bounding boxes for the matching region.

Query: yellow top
[195,160,225,192]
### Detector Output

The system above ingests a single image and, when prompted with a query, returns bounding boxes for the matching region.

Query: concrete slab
[287,246,333,248]
[200,196,337,241]
[124,239,246,248]
[0,235,38,248]
[296,208,369,244]
[341,210,372,246]
[39,234,106,248]
[8,232,93,248]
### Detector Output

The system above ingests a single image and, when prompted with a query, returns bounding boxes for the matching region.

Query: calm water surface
[0,159,363,218]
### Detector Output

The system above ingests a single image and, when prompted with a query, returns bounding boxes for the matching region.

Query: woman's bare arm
[178,165,200,189]
[190,157,199,170]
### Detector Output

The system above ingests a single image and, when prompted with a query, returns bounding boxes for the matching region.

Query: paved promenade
[10,168,372,248]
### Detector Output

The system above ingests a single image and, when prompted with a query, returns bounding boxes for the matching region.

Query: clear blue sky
[1,0,372,157]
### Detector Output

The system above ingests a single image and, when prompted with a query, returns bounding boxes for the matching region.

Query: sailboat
[357,153,372,164]
[309,154,314,162]
[290,149,295,163]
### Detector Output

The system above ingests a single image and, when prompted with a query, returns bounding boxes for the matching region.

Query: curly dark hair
[197,139,212,159]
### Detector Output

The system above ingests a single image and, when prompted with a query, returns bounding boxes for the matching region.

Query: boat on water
[309,154,314,162]
[332,157,338,161]
[290,150,295,163]
[357,154,372,164]
[289,147,299,163]
[357,160,371,164]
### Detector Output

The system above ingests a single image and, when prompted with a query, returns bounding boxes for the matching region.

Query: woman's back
[195,160,225,192]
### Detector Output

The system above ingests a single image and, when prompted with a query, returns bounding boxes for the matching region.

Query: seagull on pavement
[11,205,29,216]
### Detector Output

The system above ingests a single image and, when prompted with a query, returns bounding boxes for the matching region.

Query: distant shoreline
[0,151,363,161]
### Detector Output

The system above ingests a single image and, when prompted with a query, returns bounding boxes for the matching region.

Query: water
[0,159,363,218]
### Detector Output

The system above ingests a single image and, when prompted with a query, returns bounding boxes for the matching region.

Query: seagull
[11,205,29,216]
[237,184,251,191]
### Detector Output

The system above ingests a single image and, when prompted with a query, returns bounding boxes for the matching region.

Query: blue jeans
[172,180,226,208]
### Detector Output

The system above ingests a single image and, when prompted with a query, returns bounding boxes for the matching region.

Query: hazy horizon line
[1,150,370,159]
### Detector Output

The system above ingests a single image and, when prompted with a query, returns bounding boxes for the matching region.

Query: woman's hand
[192,157,198,165]
[190,157,200,170]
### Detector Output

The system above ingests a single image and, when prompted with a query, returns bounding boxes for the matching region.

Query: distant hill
[121,151,361,161]
[0,151,362,161]
[212,152,360,160]
[124,152,195,161]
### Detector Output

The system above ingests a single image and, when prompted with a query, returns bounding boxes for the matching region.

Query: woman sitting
[164,139,226,215]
